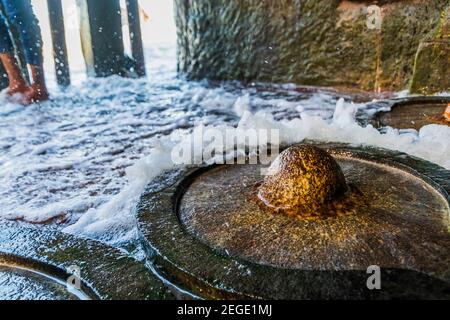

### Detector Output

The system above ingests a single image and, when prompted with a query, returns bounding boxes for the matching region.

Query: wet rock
[410,6,450,94]
[0,221,176,300]
[137,142,450,299]
[175,0,447,92]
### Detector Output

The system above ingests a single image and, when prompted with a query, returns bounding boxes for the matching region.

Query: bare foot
[21,85,49,104]
[6,82,28,96]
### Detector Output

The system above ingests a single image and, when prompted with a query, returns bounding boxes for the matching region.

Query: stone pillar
[78,0,126,77]
[48,0,70,86]
[126,0,145,77]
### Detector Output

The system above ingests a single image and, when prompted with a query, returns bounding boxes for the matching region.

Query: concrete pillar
[126,0,145,77]
[78,0,126,77]
[47,0,70,86]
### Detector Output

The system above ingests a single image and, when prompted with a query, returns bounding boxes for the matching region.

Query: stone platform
[0,221,175,300]
[136,142,450,299]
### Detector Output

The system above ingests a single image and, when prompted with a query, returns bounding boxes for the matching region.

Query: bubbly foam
[0,43,448,248]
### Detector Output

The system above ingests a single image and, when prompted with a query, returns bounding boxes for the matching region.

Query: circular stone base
[0,221,175,300]
[371,96,450,130]
[137,142,450,299]
[0,265,84,300]
[179,156,449,270]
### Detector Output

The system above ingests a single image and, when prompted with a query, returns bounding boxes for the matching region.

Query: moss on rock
[410,5,450,94]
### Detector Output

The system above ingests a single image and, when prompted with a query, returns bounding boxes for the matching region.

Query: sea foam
[64,97,450,246]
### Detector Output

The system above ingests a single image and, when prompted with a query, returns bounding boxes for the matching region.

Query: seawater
[0,43,449,248]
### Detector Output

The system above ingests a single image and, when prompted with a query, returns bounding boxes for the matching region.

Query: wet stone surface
[372,97,450,130]
[0,221,176,300]
[138,143,450,299]
[180,153,450,271]
[0,266,80,300]
[175,0,446,91]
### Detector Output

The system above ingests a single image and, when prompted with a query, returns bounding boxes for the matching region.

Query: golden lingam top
[177,143,450,272]
[257,145,352,220]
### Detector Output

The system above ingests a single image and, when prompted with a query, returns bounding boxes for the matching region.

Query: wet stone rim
[367,96,450,127]
[136,142,450,299]
[0,221,175,300]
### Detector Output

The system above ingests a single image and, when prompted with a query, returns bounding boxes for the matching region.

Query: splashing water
[0,43,449,248]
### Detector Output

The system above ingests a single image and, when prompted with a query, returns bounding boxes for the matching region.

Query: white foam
[64,97,450,245]
[0,42,448,248]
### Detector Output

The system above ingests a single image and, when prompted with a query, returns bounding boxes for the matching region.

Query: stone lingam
[137,142,450,299]
[257,145,355,220]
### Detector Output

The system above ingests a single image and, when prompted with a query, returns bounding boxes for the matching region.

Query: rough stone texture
[410,5,450,94]
[257,145,348,218]
[0,221,175,300]
[137,143,450,299]
[371,96,450,129]
[175,0,447,92]
[180,154,450,271]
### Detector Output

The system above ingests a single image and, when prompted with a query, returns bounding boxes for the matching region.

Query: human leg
[0,8,27,95]
[2,0,48,102]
